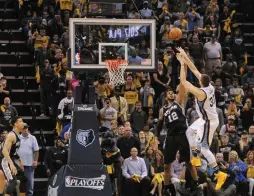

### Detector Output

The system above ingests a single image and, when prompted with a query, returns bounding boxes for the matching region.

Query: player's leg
[1,158,18,196]
[199,120,227,190]
[163,135,178,196]
[186,118,202,156]
[0,170,6,196]
[178,134,199,185]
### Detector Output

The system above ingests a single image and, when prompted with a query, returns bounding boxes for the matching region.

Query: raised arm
[156,107,164,137]
[176,64,187,107]
[178,54,206,101]
[177,47,201,80]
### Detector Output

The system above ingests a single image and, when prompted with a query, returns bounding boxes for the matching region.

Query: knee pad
[200,147,216,164]
[5,177,17,194]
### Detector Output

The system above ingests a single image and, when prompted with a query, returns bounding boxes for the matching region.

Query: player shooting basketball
[176,47,227,190]
[156,83,199,196]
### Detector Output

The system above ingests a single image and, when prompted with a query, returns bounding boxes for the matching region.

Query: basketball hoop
[105,60,128,86]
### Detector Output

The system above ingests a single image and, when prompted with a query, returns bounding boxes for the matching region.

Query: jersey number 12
[168,112,179,122]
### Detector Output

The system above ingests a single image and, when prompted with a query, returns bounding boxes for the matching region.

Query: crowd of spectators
[0,0,253,195]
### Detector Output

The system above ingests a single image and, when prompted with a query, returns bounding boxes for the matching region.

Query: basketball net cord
[105,60,128,87]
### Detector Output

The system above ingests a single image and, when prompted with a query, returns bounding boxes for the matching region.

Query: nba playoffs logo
[75,53,80,64]
[76,129,95,147]
[65,175,106,190]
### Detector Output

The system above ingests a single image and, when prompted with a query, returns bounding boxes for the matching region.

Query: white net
[106,60,128,86]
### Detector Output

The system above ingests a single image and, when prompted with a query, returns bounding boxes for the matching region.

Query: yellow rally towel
[163,52,169,67]
[191,157,202,167]
[244,53,248,65]
[38,0,43,7]
[60,0,73,11]
[124,91,138,105]
[145,132,158,151]
[247,167,254,178]
[180,19,187,28]
[132,174,141,183]
[235,94,241,103]
[55,122,63,136]
[36,66,40,83]
[34,36,49,49]
[152,173,164,184]
[133,77,141,89]
[106,165,113,174]
[148,94,153,107]
[223,10,236,33]
[105,149,120,159]
[0,105,6,112]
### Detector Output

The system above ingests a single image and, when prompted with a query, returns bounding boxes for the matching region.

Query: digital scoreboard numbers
[108,26,147,39]
[108,27,139,39]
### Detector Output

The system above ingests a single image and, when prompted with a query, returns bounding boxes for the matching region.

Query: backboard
[69,18,157,72]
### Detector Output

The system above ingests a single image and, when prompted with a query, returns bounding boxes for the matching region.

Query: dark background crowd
[0,0,254,195]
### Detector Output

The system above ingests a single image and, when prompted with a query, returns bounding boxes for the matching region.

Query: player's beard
[168,98,174,102]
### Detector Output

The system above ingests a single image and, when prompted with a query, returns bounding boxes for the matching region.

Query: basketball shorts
[163,131,190,164]
[0,158,22,182]
[189,118,219,148]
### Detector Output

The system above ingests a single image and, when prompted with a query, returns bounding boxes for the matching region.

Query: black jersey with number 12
[163,101,188,134]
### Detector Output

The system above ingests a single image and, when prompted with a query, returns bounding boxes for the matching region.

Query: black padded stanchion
[68,104,101,165]
[47,87,112,196]
[48,165,112,196]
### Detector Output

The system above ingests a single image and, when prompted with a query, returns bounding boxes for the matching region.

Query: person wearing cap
[39,58,57,117]
[212,65,231,86]
[219,134,234,162]
[17,123,39,196]
[219,115,240,144]
[203,34,222,76]
[139,1,154,19]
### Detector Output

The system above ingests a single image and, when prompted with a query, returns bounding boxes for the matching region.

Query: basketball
[169,27,182,40]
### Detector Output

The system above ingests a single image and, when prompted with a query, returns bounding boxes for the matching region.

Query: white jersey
[195,84,218,120]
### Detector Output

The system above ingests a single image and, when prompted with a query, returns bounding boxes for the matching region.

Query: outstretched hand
[176,47,189,64]
[176,53,184,65]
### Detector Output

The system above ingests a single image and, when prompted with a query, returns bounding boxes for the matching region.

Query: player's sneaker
[214,171,227,190]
